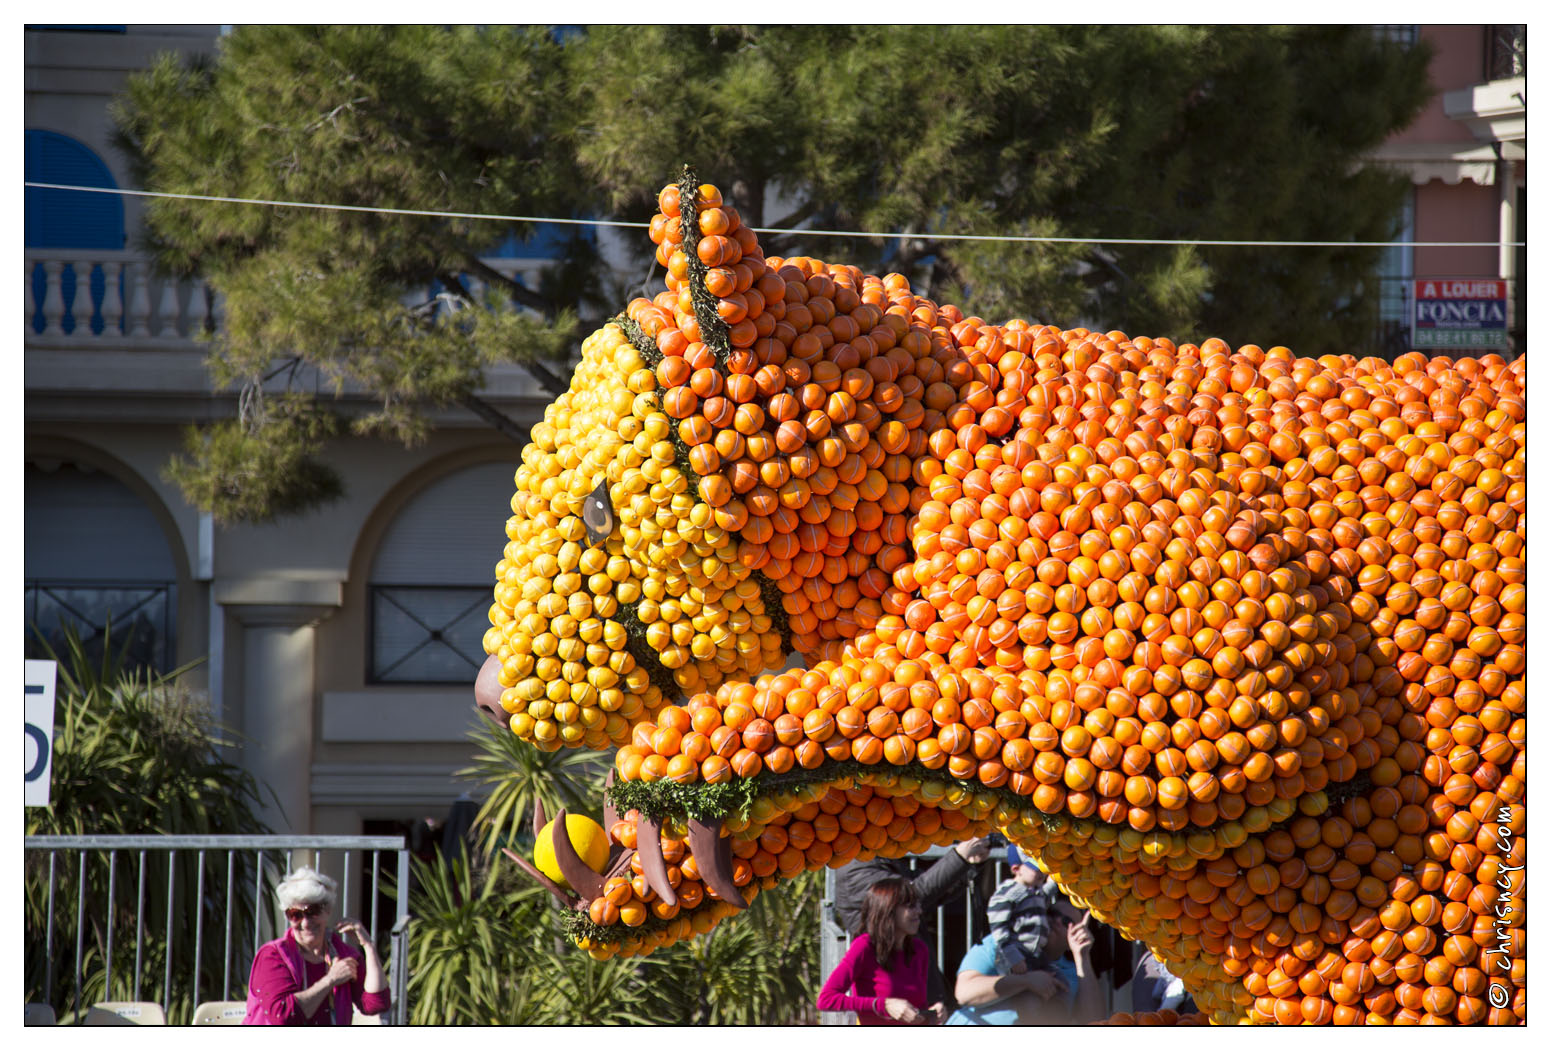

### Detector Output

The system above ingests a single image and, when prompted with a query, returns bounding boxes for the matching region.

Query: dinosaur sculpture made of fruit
[473,168,1525,1025]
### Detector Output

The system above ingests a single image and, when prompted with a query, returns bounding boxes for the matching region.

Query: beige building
[24,25,571,840]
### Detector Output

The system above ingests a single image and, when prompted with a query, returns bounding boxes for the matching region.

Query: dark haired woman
[816,876,944,1024]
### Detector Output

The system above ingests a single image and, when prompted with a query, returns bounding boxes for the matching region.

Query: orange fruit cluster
[579,776,992,960]
[638,180,936,663]
[1096,1007,1211,1026]
[489,173,1525,1024]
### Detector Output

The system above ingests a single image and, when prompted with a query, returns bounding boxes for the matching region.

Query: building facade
[1371,24,1526,357]
[24,25,572,843]
[23,25,1527,845]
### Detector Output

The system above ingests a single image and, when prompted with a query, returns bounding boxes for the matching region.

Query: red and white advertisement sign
[1412,279,1508,350]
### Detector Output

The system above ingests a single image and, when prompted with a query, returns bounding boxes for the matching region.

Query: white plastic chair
[351,1010,383,1025]
[85,1001,168,1025]
[191,1001,248,1025]
[25,1003,57,1026]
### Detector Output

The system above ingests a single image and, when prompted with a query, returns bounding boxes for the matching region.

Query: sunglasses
[285,904,327,921]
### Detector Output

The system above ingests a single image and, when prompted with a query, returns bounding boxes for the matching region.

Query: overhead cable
[24,181,1524,250]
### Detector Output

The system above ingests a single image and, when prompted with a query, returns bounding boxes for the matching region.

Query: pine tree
[116,25,1431,523]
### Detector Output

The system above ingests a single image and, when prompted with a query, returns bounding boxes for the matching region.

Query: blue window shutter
[25,129,125,250]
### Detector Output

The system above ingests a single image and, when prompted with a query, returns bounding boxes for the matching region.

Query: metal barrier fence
[23,835,410,1026]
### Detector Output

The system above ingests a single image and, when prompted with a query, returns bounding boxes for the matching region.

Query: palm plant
[24,625,275,1023]
[402,851,655,1025]
[637,871,825,1025]
[456,719,611,858]
[402,719,827,1024]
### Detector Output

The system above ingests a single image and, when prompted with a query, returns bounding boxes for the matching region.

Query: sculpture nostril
[473,654,506,724]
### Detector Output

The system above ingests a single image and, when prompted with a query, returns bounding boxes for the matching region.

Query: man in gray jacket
[833,836,993,935]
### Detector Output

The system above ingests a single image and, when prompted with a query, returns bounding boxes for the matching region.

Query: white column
[127,261,153,338]
[1498,159,1517,277]
[100,261,124,339]
[1497,156,1519,339]
[41,260,65,336]
[223,599,339,835]
[155,278,182,339]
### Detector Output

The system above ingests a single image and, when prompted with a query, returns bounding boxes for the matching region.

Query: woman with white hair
[243,866,390,1024]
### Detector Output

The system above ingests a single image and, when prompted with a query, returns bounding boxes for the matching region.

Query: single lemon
[534,814,610,888]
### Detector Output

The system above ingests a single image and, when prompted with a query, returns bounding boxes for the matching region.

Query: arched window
[368,462,514,683]
[25,129,124,250]
[25,461,178,672]
[25,129,127,335]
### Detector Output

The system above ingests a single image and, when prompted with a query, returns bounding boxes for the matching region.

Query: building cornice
[1443,77,1526,144]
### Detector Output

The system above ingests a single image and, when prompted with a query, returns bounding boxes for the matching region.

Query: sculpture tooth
[686,817,746,911]
[548,807,607,901]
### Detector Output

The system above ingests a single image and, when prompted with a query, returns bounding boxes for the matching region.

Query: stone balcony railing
[23,250,574,413]
[26,249,218,347]
[24,250,555,349]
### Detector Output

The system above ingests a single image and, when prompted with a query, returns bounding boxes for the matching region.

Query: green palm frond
[456,720,610,857]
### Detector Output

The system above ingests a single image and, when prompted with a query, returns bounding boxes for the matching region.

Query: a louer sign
[1412,279,1508,350]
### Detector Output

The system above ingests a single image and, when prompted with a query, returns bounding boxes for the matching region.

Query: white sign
[25,660,57,807]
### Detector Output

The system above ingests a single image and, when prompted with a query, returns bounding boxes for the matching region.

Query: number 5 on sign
[25,660,56,807]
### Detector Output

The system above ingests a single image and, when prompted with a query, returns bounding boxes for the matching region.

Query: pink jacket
[243,929,390,1025]
[816,933,932,1025]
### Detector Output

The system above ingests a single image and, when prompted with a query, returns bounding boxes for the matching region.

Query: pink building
[1372,25,1525,357]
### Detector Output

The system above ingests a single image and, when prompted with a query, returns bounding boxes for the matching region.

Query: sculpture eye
[581,478,615,544]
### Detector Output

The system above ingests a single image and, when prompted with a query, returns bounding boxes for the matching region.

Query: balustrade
[25,252,542,347]
[26,251,214,344]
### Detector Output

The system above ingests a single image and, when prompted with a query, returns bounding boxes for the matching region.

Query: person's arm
[953,964,1063,1007]
[252,943,356,1023]
[816,936,876,1016]
[1065,914,1107,1023]
[336,922,390,1013]
[909,846,974,911]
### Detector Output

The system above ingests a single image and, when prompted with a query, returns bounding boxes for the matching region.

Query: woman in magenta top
[243,866,391,1025]
[817,876,945,1025]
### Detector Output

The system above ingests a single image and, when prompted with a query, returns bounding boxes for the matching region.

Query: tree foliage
[118,25,1431,522]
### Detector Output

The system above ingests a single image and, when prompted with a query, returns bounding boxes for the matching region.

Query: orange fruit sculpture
[475,168,1525,1024]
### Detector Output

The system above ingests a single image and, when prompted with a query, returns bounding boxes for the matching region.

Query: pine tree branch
[455,391,538,443]
[459,254,557,318]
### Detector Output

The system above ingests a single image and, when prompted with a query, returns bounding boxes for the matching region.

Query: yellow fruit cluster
[483,322,785,748]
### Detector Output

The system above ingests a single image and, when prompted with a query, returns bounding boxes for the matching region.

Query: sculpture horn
[473,655,507,725]
[548,808,607,901]
[634,814,678,907]
[502,847,580,909]
[686,817,747,911]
